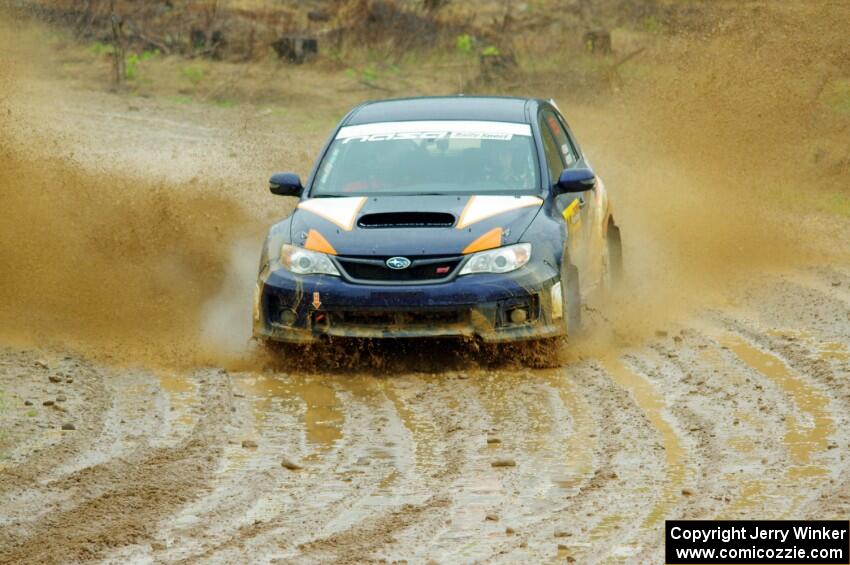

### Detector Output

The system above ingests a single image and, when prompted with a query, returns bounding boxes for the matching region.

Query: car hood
[290,194,543,256]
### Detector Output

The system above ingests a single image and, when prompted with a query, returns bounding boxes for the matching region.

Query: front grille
[329,309,467,328]
[335,255,462,282]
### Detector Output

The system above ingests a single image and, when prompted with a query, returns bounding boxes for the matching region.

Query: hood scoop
[357,212,455,229]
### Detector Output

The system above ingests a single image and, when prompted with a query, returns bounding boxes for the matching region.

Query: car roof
[344,96,539,126]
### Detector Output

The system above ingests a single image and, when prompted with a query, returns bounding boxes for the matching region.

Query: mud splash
[562,0,850,348]
[0,143,258,368]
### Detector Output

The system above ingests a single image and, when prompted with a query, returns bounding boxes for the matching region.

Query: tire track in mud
[0,352,110,497]
[0,364,186,536]
[376,369,633,563]
[146,373,476,563]
[0,366,232,565]
[408,371,583,562]
[716,274,850,519]
[503,361,668,563]
[388,360,684,563]
[511,267,850,563]
[646,331,798,521]
[146,370,598,563]
[291,375,489,564]
[374,368,628,563]
[151,375,399,562]
[602,355,691,528]
[552,354,697,563]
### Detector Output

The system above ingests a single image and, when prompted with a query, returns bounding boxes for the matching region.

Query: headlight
[280,244,340,276]
[459,243,531,275]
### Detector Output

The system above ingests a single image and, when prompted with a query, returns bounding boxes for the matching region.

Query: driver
[484,139,531,188]
[340,140,392,192]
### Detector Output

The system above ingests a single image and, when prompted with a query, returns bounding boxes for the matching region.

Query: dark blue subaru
[253,96,622,344]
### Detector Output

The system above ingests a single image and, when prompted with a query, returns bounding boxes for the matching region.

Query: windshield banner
[336,121,532,143]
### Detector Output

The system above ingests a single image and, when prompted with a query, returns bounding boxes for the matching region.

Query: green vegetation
[361,63,379,84]
[345,63,383,85]
[127,49,160,80]
[455,33,473,55]
[182,65,206,85]
[88,44,160,81]
[168,94,194,105]
[90,41,115,55]
[125,53,140,79]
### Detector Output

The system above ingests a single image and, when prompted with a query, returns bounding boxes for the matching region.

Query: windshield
[311,120,539,196]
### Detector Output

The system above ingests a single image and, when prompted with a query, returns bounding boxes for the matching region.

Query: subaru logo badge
[386,256,411,270]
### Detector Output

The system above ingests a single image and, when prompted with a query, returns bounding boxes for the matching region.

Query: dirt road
[1,6,849,562]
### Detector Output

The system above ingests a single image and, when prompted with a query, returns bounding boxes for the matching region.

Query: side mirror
[269,172,303,197]
[555,167,596,194]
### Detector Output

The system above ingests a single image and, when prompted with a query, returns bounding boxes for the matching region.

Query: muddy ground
[1,2,850,564]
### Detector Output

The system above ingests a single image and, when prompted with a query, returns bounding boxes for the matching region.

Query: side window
[539,114,565,185]
[543,110,578,167]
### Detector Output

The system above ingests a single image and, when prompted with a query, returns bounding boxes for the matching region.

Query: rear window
[312,120,540,196]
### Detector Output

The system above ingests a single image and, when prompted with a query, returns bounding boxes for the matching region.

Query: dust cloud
[199,238,262,355]
[565,0,850,350]
[0,144,257,368]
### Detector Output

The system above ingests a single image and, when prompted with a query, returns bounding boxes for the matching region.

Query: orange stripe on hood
[463,227,502,254]
[304,229,337,255]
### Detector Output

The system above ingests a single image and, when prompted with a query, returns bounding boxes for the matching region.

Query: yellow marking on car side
[563,199,582,235]
[562,199,580,223]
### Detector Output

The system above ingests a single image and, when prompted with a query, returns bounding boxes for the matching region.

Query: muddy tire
[560,259,582,337]
[600,223,623,292]
[607,223,623,288]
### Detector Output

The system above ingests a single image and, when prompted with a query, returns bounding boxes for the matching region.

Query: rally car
[253,96,622,344]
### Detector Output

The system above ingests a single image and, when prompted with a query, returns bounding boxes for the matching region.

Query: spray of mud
[0,145,256,367]
[563,0,850,354]
[1,3,848,373]
[0,14,260,367]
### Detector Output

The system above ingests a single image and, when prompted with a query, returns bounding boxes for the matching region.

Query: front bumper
[253,260,563,343]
